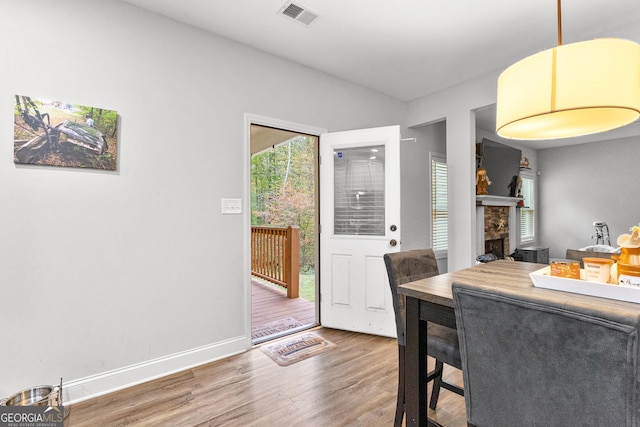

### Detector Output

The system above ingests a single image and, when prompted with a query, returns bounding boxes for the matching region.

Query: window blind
[431,155,448,251]
[520,175,535,241]
[334,146,385,236]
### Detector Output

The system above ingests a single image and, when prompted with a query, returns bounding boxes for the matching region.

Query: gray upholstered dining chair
[384,249,464,427]
[452,281,640,427]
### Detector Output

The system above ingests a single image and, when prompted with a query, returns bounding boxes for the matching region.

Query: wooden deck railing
[251,225,300,298]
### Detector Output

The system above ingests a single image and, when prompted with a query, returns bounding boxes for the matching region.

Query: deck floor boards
[251,277,316,331]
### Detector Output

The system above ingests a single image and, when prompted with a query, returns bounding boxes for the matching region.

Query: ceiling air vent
[278,2,319,26]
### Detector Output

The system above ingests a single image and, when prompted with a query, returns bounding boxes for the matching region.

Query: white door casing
[319,125,401,337]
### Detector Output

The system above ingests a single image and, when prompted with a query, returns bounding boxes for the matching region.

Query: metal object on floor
[3,385,55,406]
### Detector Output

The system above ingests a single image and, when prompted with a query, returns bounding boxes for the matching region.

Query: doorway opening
[250,123,319,344]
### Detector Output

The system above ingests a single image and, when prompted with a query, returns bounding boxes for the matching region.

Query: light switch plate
[221,198,242,214]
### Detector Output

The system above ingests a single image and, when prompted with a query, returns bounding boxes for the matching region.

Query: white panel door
[319,125,401,337]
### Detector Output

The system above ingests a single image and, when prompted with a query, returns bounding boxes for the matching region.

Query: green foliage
[299,272,316,302]
[78,106,118,136]
[259,273,315,302]
[251,136,316,272]
[88,152,115,170]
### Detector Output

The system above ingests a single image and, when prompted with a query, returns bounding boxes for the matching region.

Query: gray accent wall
[399,121,446,253]
[538,136,640,259]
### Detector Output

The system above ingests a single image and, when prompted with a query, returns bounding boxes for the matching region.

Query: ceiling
[250,125,310,155]
[121,0,640,148]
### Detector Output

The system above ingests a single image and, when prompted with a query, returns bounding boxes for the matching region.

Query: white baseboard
[62,335,248,405]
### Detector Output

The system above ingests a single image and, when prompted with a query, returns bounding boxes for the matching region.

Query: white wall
[407,72,500,270]
[399,122,446,255]
[5,0,638,404]
[0,0,407,402]
[538,136,640,259]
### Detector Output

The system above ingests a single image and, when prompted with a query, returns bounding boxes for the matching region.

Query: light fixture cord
[557,0,562,46]
[551,0,562,112]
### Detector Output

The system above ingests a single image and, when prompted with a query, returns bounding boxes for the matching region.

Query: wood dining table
[397,260,546,426]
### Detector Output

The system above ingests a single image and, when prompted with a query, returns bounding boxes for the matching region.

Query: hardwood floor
[65,328,466,427]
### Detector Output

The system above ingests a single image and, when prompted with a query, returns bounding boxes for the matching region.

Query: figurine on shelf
[508,175,522,197]
[476,167,491,195]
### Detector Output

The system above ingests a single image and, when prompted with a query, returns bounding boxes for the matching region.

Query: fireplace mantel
[476,196,522,257]
[476,195,522,207]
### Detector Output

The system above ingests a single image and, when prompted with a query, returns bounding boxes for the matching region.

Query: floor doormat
[261,332,336,366]
[252,317,304,340]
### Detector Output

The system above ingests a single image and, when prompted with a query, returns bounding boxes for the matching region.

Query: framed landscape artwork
[13,95,118,170]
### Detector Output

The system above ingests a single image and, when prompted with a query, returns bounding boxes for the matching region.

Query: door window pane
[334,145,385,236]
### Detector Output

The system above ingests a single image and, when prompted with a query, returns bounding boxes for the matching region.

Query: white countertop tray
[530,266,640,304]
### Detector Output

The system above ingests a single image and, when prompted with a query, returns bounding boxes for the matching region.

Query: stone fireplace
[486,237,506,258]
[484,206,510,257]
[476,195,521,259]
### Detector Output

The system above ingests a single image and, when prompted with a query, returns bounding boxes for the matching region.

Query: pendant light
[496,0,640,140]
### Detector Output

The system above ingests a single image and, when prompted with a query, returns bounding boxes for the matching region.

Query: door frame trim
[243,113,326,345]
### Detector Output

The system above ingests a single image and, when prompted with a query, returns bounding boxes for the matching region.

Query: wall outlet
[221,198,242,214]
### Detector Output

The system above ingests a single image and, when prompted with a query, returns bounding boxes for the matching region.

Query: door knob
[389,239,398,247]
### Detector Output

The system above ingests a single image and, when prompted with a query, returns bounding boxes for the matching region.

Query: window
[431,153,447,253]
[333,145,385,236]
[520,173,535,242]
